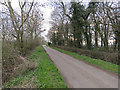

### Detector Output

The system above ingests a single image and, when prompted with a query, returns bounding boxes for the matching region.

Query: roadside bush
[77,49,91,56]
[90,50,104,60]
[2,40,40,84]
[56,46,78,53]
[2,42,22,83]
[22,40,40,56]
[54,46,118,65]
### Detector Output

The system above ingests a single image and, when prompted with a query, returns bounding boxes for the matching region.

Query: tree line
[48,1,120,52]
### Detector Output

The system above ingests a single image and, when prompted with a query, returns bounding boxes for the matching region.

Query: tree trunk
[118,37,120,65]
[104,23,108,49]
[114,35,118,51]
[95,26,98,48]
[20,31,24,54]
[85,26,92,49]
[101,35,104,47]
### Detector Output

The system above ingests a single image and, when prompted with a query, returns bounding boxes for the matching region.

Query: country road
[43,45,118,88]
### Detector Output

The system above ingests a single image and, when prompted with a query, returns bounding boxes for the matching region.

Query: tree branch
[61,2,72,21]
[19,1,34,29]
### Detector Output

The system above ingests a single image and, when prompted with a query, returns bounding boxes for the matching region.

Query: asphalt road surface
[43,45,118,88]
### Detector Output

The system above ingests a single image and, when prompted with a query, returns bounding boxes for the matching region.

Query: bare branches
[19,1,34,29]
[1,11,10,16]
[61,2,72,21]
[0,1,8,7]
[22,2,26,9]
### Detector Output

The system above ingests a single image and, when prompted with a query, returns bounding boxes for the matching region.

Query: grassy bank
[51,46,118,74]
[4,45,67,88]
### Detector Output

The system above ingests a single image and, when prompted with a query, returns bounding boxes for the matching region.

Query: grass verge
[51,46,118,74]
[4,45,67,88]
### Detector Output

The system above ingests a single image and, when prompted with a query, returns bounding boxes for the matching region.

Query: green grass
[4,45,67,88]
[51,46,118,74]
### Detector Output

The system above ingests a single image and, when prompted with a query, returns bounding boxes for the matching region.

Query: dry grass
[2,41,39,84]
[12,56,38,78]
